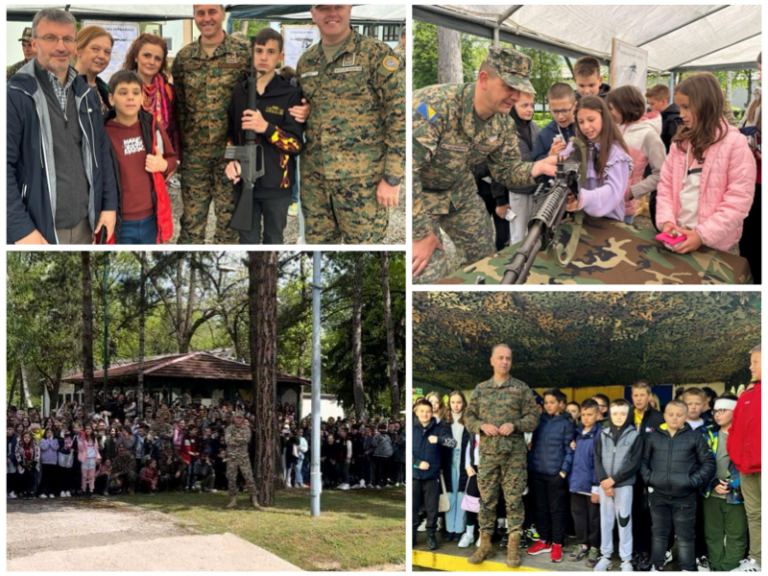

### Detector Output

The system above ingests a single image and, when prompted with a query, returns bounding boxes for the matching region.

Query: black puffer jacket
[641,423,715,500]
[413,417,457,481]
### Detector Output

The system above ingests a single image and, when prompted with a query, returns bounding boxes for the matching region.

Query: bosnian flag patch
[416,102,438,123]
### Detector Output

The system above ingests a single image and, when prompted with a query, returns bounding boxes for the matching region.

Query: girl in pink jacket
[655,73,756,254]
[79,426,102,496]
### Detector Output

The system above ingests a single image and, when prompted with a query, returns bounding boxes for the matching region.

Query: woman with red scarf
[122,34,182,168]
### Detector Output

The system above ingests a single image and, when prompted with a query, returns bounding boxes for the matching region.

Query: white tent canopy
[6,5,194,21]
[416,5,762,72]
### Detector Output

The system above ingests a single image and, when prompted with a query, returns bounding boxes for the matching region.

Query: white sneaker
[594,557,613,572]
[731,559,761,572]
[651,567,658,572]
[60,491,66,498]
[339,483,350,491]
[66,491,72,497]
[358,479,366,488]
[621,560,634,572]
[9,492,17,499]
[211,489,218,494]
[39,494,47,499]
[697,557,711,572]
[417,519,427,533]
[664,550,673,566]
[49,494,55,498]
[458,531,474,548]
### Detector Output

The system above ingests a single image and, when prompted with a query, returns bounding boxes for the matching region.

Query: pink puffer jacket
[655,122,756,252]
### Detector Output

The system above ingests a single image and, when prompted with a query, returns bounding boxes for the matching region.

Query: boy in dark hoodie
[646,84,681,154]
[641,400,716,572]
[573,56,611,101]
[593,399,643,572]
[533,83,578,165]
[225,28,304,245]
[413,398,457,550]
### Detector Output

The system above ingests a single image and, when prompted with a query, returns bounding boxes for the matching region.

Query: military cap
[20,28,32,42]
[483,47,535,94]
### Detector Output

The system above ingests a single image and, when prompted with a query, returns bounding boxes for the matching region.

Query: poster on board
[82,20,141,82]
[610,38,649,93]
[282,25,319,69]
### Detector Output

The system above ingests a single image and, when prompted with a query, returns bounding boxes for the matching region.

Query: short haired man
[412,48,558,284]
[7,27,36,81]
[7,8,118,244]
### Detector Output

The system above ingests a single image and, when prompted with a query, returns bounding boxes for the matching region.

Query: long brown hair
[123,33,170,78]
[443,390,468,425]
[424,392,446,421]
[575,96,630,184]
[673,72,728,162]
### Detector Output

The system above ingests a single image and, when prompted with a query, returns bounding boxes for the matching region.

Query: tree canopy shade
[413,292,761,390]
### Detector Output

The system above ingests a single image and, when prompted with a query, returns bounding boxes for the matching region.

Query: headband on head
[610,405,630,414]
[714,399,737,411]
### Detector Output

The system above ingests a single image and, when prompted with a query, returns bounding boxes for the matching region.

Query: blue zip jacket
[7,60,117,244]
[529,412,575,476]
[532,119,577,162]
[413,417,457,481]
[568,424,599,493]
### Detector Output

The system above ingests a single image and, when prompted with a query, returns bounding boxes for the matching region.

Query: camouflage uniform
[225,421,257,497]
[464,375,540,537]
[171,34,249,244]
[7,60,27,81]
[412,48,538,284]
[110,452,137,492]
[297,29,404,244]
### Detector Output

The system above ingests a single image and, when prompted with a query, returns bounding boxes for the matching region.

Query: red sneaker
[527,540,552,556]
[550,543,563,563]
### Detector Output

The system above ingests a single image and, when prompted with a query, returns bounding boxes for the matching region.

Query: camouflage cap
[483,47,535,94]
[20,27,32,42]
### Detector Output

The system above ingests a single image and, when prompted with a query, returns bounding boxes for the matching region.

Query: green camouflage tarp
[412,292,761,389]
[436,215,752,285]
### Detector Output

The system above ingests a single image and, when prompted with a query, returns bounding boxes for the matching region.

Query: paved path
[7,499,300,571]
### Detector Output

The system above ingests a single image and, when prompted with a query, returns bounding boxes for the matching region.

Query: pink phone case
[655,231,686,246]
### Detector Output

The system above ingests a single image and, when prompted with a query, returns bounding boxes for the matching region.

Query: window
[383,25,399,42]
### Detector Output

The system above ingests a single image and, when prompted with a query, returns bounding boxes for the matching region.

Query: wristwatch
[383,175,401,186]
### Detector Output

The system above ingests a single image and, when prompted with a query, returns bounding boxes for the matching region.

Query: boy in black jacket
[413,398,457,550]
[225,28,304,245]
[646,84,681,154]
[641,400,716,572]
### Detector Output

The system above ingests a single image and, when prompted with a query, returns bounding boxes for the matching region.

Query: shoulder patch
[382,55,399,72]
[416,102,438,123]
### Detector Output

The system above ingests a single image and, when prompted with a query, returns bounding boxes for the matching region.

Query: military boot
[226,496,237,509]
[507,532,521,568]
[468,532,494,565]
[251,494,262,510]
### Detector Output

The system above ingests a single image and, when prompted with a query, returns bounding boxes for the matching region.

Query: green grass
[115,487,405,571]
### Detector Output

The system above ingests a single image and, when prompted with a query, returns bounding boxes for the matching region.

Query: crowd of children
[413,344,762,572]
[493,53,761,281]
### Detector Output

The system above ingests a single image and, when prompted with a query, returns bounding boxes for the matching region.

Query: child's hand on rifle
[225,161,242,184]
[242,109,269,134]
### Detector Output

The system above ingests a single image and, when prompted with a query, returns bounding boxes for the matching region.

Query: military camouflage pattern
[7,59,27,81]
[465,375,539,535]
[437,215,752,285]
[301,174,388,243]
[412,292,761,389]
[111,451,137,490]
[171,33,249,244]
[297,29,404,244]
[225,421,257,497]
[484,47,535,94]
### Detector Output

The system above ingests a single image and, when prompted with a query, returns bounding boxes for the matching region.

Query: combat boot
[226,496,237,509]
[507,532,521,568]
[468,532,494,565]
[251,494,262,510]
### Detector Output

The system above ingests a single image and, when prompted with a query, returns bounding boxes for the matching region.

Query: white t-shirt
[678,150,704,230]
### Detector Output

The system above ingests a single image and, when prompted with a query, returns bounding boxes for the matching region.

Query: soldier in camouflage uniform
[412,47,557,284]
[464,343,540,567]
[171,5,249,244]
[296,5,405,244]
[110,445,138,494]
[7,27,35,81]
[225,411,261,510]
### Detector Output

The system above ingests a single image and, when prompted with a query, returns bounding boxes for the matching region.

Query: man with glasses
[6,27,36,81]
[7,8,117,245]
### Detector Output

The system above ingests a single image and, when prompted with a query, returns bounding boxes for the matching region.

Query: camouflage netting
[413,292,761,389]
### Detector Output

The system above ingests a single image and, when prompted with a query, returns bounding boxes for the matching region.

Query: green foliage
[412,21,490,89]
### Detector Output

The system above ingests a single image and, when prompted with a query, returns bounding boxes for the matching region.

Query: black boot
[427,531,439,550]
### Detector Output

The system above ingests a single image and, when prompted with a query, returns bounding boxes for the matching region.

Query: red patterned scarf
[142,74,171,130]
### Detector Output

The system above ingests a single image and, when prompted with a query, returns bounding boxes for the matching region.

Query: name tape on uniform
[334,66,363,74]
[301,71,319,78]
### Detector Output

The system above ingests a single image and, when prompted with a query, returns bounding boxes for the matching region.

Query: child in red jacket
[727,344,761,572]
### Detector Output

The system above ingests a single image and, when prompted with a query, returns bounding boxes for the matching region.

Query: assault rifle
[476,137,588,285]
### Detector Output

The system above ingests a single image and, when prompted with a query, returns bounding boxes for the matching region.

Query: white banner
[282,25,319,70]
[610,38,649,93]
[82,20,141,83]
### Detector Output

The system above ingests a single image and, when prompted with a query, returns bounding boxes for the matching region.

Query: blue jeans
[120,214,158,244]
[291,182,299,204]
[650,496,696,570]
[445,445,466,533]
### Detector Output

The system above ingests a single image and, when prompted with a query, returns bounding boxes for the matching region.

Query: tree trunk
[380,252,400,418]
[239,20,249,34]
[249,252,278,506]
[137,252,147,418]
[20,361,33,409]
[297,255,308,378]
[81,252,95,415]
[437,27,463,85]
[352,254,366,421]
[8,372,18,409]
[747,73,753,106]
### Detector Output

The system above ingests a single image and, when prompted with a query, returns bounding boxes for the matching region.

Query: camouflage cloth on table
[464,375,540,536]
[438,215,752,285]
[297,29,404,244]
[171,33,249,244]
[225,422,257,497]
[7,60,27,81]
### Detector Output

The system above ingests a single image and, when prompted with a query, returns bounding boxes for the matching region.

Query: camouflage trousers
[477,451,527,536]
[227,451,257,497]
[300,172,388,244]
[179,153,238,245]
[414,181,495,284]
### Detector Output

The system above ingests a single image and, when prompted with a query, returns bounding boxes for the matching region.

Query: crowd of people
[7,5,405,246]
[413,343,761,573]
[6,391,405,506]
[412,48,762,283]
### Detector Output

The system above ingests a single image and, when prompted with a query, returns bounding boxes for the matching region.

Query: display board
[282,24,320,69]
[610,37,649,92]
[82,20,141,82]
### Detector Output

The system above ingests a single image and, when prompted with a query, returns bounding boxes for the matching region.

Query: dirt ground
[6,499,300,572]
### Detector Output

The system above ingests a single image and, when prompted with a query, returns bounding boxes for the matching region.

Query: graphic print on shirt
[123,136,146,156]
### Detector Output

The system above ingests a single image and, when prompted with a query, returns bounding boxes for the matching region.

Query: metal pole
[103,253,110,397]
[310,251,322,517]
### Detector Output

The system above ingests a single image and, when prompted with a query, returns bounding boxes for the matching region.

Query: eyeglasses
[713,409,731,415]
[551,109,573,117]
[36,34,77,46]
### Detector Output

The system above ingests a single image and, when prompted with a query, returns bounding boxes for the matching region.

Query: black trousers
[413,477,441,533]
[739,183,761,284]
[571,492,601,548]
[238,196,292,245]
[477,182,510,252]
[38,464,59,496]
[633,479,652,554]
[533,472,568,545]
[649,497,696,571]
